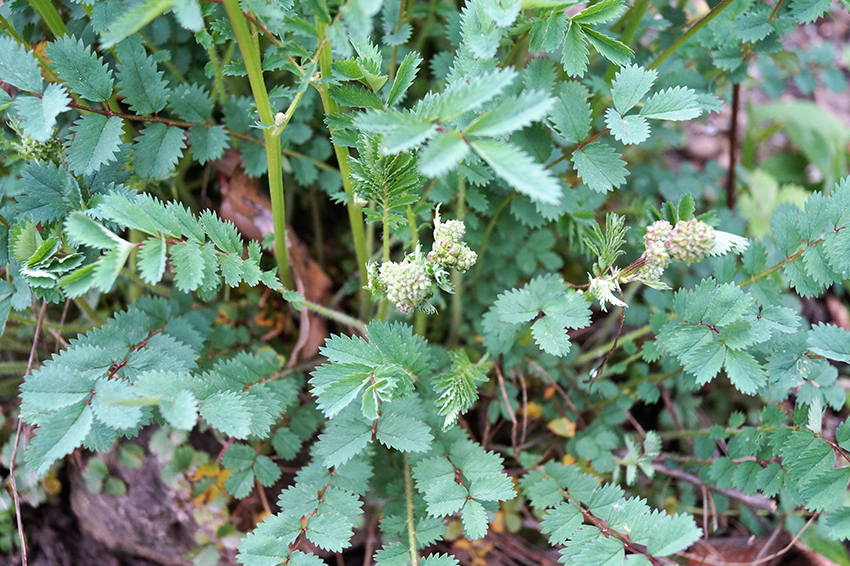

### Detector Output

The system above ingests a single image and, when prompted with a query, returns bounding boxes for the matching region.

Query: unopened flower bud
[380,254,433,314]
[428,207,477,272]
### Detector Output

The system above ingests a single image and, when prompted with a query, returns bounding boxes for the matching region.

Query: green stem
[403,453,420,566]
[448,176,466,347]
[74,296,104,326]
[412,0,439,54]
[408,205,426,336]
[0,363,28,374]
[207,43,228,105]
[647,0,735,70]
[0,15,26,44]
[295,296,368,334]
[388,0,410,81]
[376,186,394,322]
[738,242,816,288]
[8,315,93,334]
[601,0,650,83]
[223,0,291,288]
[28,0,69,37]
[501,30,530,69]
[315,20,370,308]
[120,268,172,296]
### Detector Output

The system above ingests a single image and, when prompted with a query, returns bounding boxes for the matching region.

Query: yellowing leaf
[548,417,576,438]
[523,402,543,419]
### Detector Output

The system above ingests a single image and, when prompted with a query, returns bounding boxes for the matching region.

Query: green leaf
[434,350,488,430]
[561,22,590,77]
[0,88,11,111]
[386,52,421,107]
[611,64,656,115]
[20,365,94,414]
[14,85,71,142]
[530,10,568,52]
[158,389,198,430]
[45,35,114,102]
[199,391,251,438]
[222,443,256,471]
[100,0,177,48]
[572,535,624,566]
[549,81,592,144]
[419,131,470,178]
[65,114,125,175]
[604,109,650,145]
[572,143,628,193]
[469,473,515,501]
[329,84,384,110]
[800,467,850,511]
[428,68,518,121]
[314,413,371,468]
[465,90,554,138]
[0,36,43,92]
[169,83,213,121]
[421,555,460,566]
[305,511,353,552]
[640,87,702,121]
[132,123,187,180]
[237,514,300,566]
[723,349,766,394]
[759,305,801,333]
[540,502,582,544]
[137,236,167,284]
[572,0,626,24]
[173,0,203,30]
[531,316,572,356]
[254,455,282,487]
[425,479,468,516]
[471,140,561,205]
[646,513,701,556]
[92,379,143,430]
[27,404,94,476]
[66,212,125,249]
[583,29,633,65]
[225,468,255,499]
[808,323,850,363]
[461,499,489,540]
[823,507,850,540]
[755,462,785,497]
[171,240,205,292]
[115,36,169,114]
[376,413,433,453]
[790,0,831,23]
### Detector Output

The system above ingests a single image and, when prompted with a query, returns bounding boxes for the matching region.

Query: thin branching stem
[647,0,736,70]
[403,453,420,566]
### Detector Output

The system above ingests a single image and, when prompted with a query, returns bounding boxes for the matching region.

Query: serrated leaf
[429,68,518,120]
[530,10,568,52]
[376,413,433,453]
[461,499,489,540]
[223,443,256,471]
[236,514,300,566]
[823,507,850,540]
[425,479,468,516]
[421,555,460,566]
[92,379,143,430]
[169,83,213,121]
[611,64,656,115]
[572,535,624,566]
[800,467,850,511]
[561,22,590,77]
[137,236,167,284]
[465,90,554,138]
[790,0,831,23]
[225,468,255,499]
[314,413,371,468]
[572,0,626,24]
[66,114,125,175]
[808,323,850,363]
[723,349,766,394]
[66,212,125,249]
[115,36,169,114]
[27,404,94,476]
[584,29,633,65]
[159,389,197,430]
[640,87,702,121]
[572,143,628,193]
[15,85,71,142]
[541,502,582,544]
[45,35,114,102]
[605,109,650,145]
[549,80,591,144]
[254,455,282,487]
[469,473,515,501]
[646,513,701,556]
[472,139,561,205]
[133,123,186,179]
[0,36,43,92]
[387,52,421,107]
[755,462,785,497]
[187,124,230,165]
[419,131,470,178]
[329,84,384,110]
[531,316,572,356]
[305,511,353,552]
[171,240,205,292]
[199,391,251,438]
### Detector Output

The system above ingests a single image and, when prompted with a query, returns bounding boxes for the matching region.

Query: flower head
[428,207,477,272]
[379,251,433,314]
[666,219,715,265]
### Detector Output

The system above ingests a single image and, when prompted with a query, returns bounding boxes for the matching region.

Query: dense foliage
[1,0,849,564]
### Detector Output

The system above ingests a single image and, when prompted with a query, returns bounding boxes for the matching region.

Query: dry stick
[517,369,529,451]
[654,462,776,513]
[256,479,272,517]
[658,384,694,450]
[495,362,519,461]
[10,301,47,566]
[724,83,741,209]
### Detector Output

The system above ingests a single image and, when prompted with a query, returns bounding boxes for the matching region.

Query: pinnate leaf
[14,85,71,142]
[0,36,43,92]
[572,143,628,193]
[46,35,114,102]
[640,87,702,121]
[133,123,186,179]
[115,36,169,114]
[66,114,125,175]
[611,64,656,115]
[471,139,561,205]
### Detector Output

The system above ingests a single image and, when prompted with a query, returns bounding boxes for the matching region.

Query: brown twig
[495,361,519,461]
[659,384,694,450]
[654,462,777,513]
[525,359,586,427]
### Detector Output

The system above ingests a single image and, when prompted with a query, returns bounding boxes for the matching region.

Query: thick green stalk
[376,191,393,322]
[403,453,420,566]
[388,0,410,81]
[28,0,69,37]
[0,15,26,43]
[223,0,291,288]
[647,0,735,70]
[448,176,466,347]
[315,22,369,299]
[407,205,426,336]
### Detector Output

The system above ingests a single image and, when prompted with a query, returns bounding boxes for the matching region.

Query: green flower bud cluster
[366,211,477,314]
[428,211,477,272]
[666,218,715,265]
[16,133,63,163]
[641,220,672,282]
[378,253,432,314]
